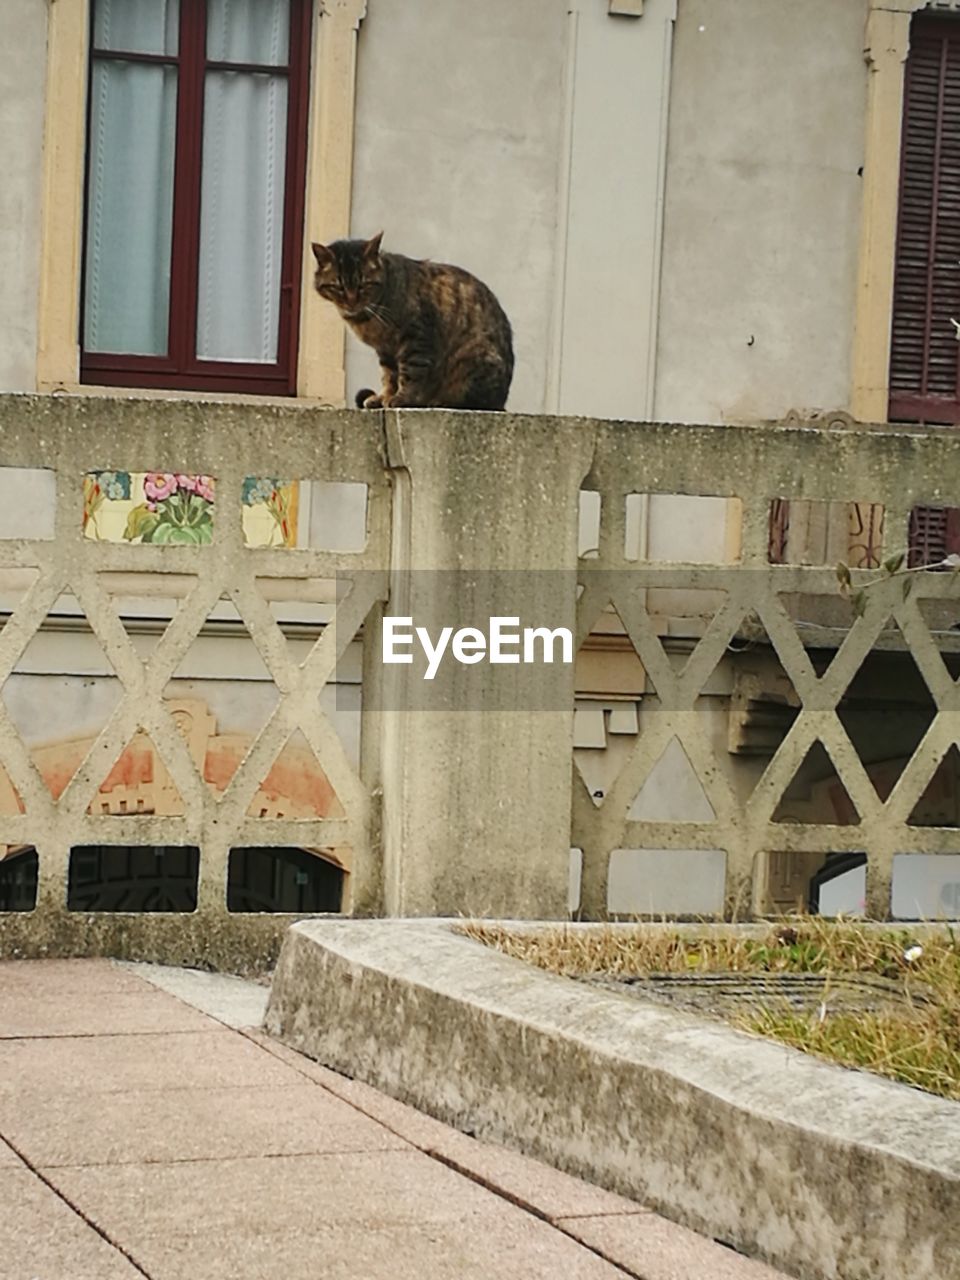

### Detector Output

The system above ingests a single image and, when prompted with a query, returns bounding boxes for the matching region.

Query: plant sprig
[836,550,960,617]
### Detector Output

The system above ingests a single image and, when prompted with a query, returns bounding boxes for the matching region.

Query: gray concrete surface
[0,958,789,1279]
[120,960,271,1028]
[265,918,960,1280]
[348,0,568,415]
[6,397,960,945]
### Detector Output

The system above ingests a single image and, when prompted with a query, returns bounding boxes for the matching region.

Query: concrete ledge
[0,908,302,974]
[265,919,960,1280]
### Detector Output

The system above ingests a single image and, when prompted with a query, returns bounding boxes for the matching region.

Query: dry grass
[460,919,960,1100]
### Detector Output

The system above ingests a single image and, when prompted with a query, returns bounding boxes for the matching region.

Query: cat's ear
[362,231,384,261]
[311,242,334,266]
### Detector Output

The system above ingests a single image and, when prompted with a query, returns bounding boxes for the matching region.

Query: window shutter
[908,504,960,566]
[889,18,960,424]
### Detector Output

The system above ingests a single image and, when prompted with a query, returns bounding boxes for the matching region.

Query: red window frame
[80,0,312,396]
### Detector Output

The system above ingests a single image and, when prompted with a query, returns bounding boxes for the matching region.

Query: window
[227,846,344,912]
[889,16,960,424]
[0,847,39,912]
[80,0,311,394]
[68,844,200,911]
[908,502,960,566]
[889,16,960,564]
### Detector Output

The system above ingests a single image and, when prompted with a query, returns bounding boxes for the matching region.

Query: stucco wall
[654,0,869,424]
[347,0,568,414]
[0,0,46,392]
[0,0,873,421]
[346,0,679,420]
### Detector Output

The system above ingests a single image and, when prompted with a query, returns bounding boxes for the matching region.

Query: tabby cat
[311,233,514,410]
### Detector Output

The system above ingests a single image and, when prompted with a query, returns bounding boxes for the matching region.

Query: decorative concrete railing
[0,396,390,967]
[1,395,959,965]
[573,416,960,922]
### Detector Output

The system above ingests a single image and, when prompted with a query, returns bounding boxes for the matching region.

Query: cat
[311,232,514,410]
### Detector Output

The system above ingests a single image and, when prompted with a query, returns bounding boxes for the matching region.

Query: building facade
[1,0,959,920]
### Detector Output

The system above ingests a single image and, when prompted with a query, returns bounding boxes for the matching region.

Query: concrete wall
[347,0,569,414]
[4,397,960,952]
[654,0,869,424]
[348,0,678,420]
[0,0,46,392]
[546,0,677,420]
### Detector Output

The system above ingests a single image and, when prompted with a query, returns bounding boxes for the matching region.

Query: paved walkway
[0,959,792,1280]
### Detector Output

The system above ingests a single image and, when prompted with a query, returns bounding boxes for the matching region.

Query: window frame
[79,0,313,396]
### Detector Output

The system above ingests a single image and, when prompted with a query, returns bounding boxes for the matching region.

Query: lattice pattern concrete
[2,397,960,952]
[574,417,960,919]
[0,397,389,965]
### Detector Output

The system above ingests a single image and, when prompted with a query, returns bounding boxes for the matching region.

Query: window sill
[37,382,340,411]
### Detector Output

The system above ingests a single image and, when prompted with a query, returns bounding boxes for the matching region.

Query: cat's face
[311,233,385,318]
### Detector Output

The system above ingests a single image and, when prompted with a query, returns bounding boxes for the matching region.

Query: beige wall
[0,0,47,392]
[5,0,877,425]
[347,0,678,419]
[549,0,677,420]
[346,0,569,414]
[654,0,869,424]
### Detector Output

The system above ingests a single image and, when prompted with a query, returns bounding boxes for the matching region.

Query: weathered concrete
[379,409,592,916]
[0,395,391,967]
[4,396,960,952]
[121,959,270,1028]
[265,918,960,1280]
[0,905,312,976]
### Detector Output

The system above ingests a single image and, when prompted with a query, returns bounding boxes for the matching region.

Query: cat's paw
[355,388,382,409]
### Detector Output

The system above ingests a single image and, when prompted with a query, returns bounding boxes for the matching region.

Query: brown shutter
[889,18,960,424]
[908,503,960,566]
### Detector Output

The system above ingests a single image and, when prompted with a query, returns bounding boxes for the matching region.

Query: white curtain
[85,0,291,364]
[197,0,289,363]
[206,0,288,66]
[84,59,177,356]
[93,0,179,57]
[196,67,288,362]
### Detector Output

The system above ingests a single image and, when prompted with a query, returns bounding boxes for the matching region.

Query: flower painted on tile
[242,476,281,506]
[125,472,217,545]
[97,471,132,501]
[242,476,295,547]
[82,470,132,535]
[144,473,178,506]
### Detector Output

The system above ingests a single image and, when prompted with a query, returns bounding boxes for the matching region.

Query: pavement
[0,959,792,1280]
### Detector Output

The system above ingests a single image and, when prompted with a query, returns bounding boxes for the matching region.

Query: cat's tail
[355,388,378,409]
